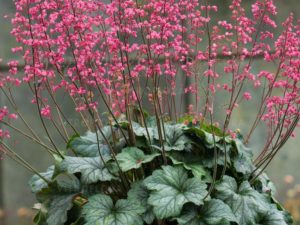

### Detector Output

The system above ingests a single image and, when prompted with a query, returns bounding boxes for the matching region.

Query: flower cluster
[0,106,17,139]
[0,0,298,171]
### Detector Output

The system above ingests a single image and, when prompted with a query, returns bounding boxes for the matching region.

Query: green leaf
[132,106,150,120]
[201,151,231,169]
[233,152,255,175]
[130,122,155,148]
[69,127,112,157]
[47,194,76,225]
[259,194,293,225]
[67,134,80,149]
[132,122,155,138]
[186,164,210,181]
[178,115,196,124]
[128,181,155,224]
[214,142,232,152]
[81,183,104,197]
[145,116,157,127]
[176,199,237,225]
[184,127,222,145]
[202,145,232,169]
[144,165,207,219]
[29,166,54,193]
[83,194,145,225]
[283,210,294,225]
[116,147,160,172]
[256,205,290,225]
[232,138,253,160]
[253,173,276,195]
[70,218,85,225]
[215,175,269,225]
[60,156,115,184]
[167,152,210,181]
[37,174,81,225]
[33,209,47,225]
[200,123,224,137]
[232,139,255,175]
[135,135,149,148]
[202,131,222,145]
[54,173,81,193]
[154,124,190,151]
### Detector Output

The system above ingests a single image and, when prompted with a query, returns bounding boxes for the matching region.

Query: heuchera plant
[0,0,299,224]
[28,119,293,225]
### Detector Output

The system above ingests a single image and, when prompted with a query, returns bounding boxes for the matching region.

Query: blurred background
[0,0,300,224]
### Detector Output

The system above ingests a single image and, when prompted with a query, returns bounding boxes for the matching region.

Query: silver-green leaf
[232,139,255,175]
[116,147,160,172]
[167,152,210,181]
[152,124,190,151]
[83,194,145,225]
[215,175,270,225]
[176,199,237,225]
[128,181,155,224]
[256,205,290,225]
[60,156,115,184]
[69,127,112,157]
[144,165,207,219]
[29,166,54,193]
[38,174,81,225]
[47,194,76,225]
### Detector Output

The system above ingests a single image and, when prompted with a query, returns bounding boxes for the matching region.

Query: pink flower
[41,105,51,119]
[8,114,18,120]
[0,129,10,139]
[3,0,298,160]
[243,92,252,101]
[228,129,237,139]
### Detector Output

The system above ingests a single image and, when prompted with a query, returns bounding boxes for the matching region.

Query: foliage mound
[30,119,293,225]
